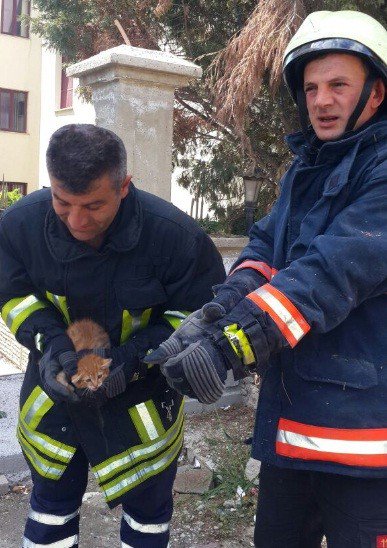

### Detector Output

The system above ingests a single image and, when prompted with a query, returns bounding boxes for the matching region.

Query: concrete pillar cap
[67,44,202,84]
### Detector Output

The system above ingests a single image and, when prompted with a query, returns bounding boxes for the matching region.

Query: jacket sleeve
[0,221,71,355]
[247,165,387,347]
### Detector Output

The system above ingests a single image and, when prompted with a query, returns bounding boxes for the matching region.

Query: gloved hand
[39,348,80,404]
[93,323,174,399]
[150,292,287,404]
[146,267,266,365]
[160,339,228,404]
[216,295,287,374]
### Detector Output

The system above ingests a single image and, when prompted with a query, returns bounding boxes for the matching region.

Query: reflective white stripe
[123,511,169,533]
[255,287,305,341]
[23,534,78,547]
[28,508,79,526]
[20,421,74,461]
[164,310,187,319]
[277,429,387,455]
[24,392,50,426]
[136,403,159,441]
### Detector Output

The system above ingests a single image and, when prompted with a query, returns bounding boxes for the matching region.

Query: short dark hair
[46,124,127,194]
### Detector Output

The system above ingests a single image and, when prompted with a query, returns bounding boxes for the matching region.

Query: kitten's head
[71,354,111,391]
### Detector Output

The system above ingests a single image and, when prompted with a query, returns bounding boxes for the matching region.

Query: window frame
[60,66,74,109]
[3,181,27,195]
[0,88,28,133]
[1,0,30,38]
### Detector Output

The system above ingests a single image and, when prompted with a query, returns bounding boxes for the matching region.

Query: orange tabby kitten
[56,319,111,393]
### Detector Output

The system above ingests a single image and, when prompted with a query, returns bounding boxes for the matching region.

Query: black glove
[146,268,266,366]
[94,323,173,399]
[216,296,287,375]
[160,339,228,403]
[39,348,80,404]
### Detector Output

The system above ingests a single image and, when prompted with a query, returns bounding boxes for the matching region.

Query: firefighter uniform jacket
[234,117,387,478]
[0,184,225,507]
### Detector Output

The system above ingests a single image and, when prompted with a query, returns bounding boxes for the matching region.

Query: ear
[101,359,112,370]
[371,78,386,109]
[71,373,81,384]
[120,175,132,199]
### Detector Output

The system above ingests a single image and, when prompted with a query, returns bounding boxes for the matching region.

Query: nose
[66,207,89,230]
[314,86,334,108]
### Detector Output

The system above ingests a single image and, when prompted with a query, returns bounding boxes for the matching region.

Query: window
[60,66,73,109]
[1,0,30,37]
[0,89,27,132]
[3,181,27,195]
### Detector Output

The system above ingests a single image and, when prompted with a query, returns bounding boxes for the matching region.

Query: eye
[97,374,103,379]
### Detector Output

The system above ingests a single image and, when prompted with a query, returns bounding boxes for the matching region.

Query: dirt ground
[0,405,258,547]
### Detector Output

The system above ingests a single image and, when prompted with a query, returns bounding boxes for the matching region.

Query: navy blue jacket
[0,184,225,505]
[235,118,387,477]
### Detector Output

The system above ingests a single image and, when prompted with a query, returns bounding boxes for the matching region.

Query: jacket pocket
[115,277,167,311]
[294,353,378,390]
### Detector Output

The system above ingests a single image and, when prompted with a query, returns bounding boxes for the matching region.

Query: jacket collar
[45,184,143,263]
[286,116,387,167]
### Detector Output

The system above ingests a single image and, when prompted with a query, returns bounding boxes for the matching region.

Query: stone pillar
[67,45,201,201]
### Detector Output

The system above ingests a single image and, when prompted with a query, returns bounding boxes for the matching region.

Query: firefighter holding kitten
[0,123,225,547]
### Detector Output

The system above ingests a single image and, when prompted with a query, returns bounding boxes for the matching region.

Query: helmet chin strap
[345,73,376,132]
[296,73,376,142]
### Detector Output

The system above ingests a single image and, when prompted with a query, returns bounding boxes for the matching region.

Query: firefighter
[147,11,387,547]
[0,123,225,548]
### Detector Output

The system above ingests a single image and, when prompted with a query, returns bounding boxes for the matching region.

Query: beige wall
[0,3,42,193]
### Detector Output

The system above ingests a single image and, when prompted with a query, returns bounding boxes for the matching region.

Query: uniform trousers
[255,463,387,548]
[23,446,176,548]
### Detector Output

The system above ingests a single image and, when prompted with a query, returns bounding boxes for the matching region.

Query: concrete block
[0,475,9,495]
[174,463,213,495]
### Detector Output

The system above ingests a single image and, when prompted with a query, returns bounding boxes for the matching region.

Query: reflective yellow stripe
[45,292,71,325]
[129,400,166,444]
[93,400,184,484]
[223,323,255,366]
[102,419,183,502]
[19,418,75,463]
[20,387,54,430]
[163,310,190,330]
[120,308,152,344]
[1,295,49,335]
[17,428,66,480]
[19,387,76,468]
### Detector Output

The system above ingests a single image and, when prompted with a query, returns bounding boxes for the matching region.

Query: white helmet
[282,11,387,134]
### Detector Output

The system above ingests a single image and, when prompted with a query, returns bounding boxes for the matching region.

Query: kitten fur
[56,319,111,392]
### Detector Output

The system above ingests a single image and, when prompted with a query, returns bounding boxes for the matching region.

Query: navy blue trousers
[24,447,176,547]
[255,463,387,548]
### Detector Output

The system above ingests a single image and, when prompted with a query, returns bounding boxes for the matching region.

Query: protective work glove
[93,323,174,400]
[146,267,266,367]
[147,292,288,404]
[39,334,80,404]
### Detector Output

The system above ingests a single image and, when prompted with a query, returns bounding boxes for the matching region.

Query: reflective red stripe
[247,284,310,347]
[280,418,387,441]
[276,441,387,467]
[230,260,273,281]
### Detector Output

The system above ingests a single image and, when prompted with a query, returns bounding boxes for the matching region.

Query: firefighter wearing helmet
[146,9,387,546]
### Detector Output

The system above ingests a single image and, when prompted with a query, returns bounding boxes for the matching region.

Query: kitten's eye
[86,379,92,383]
[97,374,103,379]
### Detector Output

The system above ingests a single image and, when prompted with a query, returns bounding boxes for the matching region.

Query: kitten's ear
[71,373,81,384]
[102,359,112,370]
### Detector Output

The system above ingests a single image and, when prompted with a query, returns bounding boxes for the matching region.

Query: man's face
[304,53,384,141]
[50,172,131,248]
